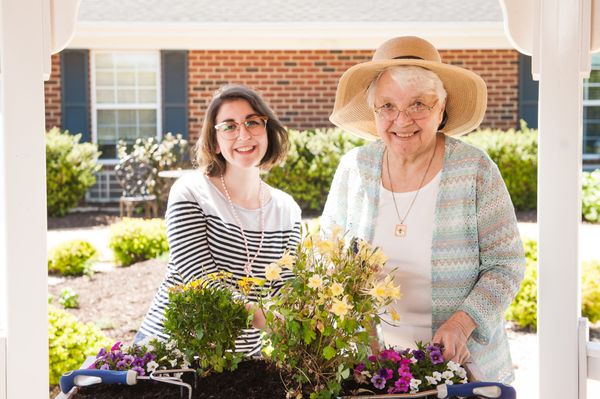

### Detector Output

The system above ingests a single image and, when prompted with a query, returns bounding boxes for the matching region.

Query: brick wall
[44,53,62,131]
[187,49,520,142]
[440,49,519,131]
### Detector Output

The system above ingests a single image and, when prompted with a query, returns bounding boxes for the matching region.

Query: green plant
[506,239,600,329]
[163,274,251,373]
[46,127,101,217]
[261,228,400,399]
[462,120,538,211]
[108,218,169,266]
[582,170,600,223]
[582,260,600,323]
[48,305,111,385]
[59,287,79,309]
[264,129,365,214]
[47,240,98,276]
[117,133,189,209]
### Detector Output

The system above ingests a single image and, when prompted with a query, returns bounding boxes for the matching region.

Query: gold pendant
[394,224,407,237]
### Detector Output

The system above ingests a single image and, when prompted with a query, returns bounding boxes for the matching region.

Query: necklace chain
[220,174,265,276]
[385,139,437,237]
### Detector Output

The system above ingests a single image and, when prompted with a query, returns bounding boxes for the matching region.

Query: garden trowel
[341,381,516,398]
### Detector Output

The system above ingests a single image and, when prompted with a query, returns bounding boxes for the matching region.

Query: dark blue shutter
[161,50,188,138]
[61,49,90,141]
[518,53,539,129]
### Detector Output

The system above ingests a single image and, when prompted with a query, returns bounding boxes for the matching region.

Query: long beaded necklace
[385,139,437,238]
[220,174,265,276]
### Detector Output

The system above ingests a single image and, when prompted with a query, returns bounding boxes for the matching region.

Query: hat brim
[329,59,488,140]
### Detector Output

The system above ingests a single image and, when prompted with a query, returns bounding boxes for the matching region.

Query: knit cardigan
[321,135,525,383]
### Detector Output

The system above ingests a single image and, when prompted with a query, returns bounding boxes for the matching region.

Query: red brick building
[44,0,547,201]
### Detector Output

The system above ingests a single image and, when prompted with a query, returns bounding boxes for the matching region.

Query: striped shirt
[137,171,302,356]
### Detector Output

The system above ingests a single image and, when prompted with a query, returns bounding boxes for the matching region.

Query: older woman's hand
[432,311,477,365]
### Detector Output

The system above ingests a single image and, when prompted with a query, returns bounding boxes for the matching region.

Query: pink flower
[111,341,123,352]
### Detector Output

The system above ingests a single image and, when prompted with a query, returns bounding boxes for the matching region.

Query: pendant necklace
[385,140,437,238]
[220,174,265,276]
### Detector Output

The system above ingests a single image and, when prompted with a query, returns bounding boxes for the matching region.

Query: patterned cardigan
[321,135,525,383]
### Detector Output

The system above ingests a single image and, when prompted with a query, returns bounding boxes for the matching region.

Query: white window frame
[583,54,600,162]
[90,50,162,165]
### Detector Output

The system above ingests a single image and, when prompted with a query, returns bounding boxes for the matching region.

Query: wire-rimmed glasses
[214,115,268,140]
[374,100,438,122]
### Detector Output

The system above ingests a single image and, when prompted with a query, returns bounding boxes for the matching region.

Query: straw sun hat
[329,36,488,140]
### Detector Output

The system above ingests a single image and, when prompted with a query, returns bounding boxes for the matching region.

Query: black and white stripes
[137,172,301,356]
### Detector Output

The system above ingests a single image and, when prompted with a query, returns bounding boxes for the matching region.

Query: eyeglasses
[214,115,268,140]
[374,100,438,122]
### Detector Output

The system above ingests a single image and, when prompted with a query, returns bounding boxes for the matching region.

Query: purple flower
[379,349,402,363]
[123,355,135,366]
[429,350,444,365]
[111,341,123,352]
[132,358,145,368]
[96,348,107,358]
[116,360,128,370]
[412,349,425,361]
[368,355,377,363]
[394,379,410,393]
[371,375,387,390]
[100,363,110,371]
[132,366,145,376]
[143,352,156,363]
[378,368,393,380]
[354,363,366,374]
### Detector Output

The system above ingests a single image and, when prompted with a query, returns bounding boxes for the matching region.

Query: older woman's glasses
[374,100,438,122]
[214,115,268,140]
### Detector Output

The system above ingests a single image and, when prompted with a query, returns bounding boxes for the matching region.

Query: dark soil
[72,360,294,399]
[48,210,121,230]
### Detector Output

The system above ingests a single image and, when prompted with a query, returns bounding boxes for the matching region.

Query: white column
[537,0,586,398]
[0,0,48,398]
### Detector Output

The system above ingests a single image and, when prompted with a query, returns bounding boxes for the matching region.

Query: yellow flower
[238,277,265,295]
[315,239,335,258]
[206,271,232,281]
[368,283,388,301]
[389,307,401,322]
[307,274,323,290]
[330,225,343,241]
[303,238,313,250]
[383,275,402,300]
[330,297,353,320]
[276,251,295,269]
[329,282,344,297]
[370,249,388,266]
[265,263,282,281]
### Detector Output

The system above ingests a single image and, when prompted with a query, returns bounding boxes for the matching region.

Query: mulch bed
[48,210,121,230]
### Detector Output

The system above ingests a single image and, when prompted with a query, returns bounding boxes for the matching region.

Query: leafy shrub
[47,240,98,276]
[462,120,538,211]
[582,260,600,323]
[59,288,79,309]
[264,129,365,214]
[48,305,111,385]
[108,218,169,266]
[163,275,250,373]
[506,239,600,329]
[117,133,189,209]
[582,170,600,223]
[46,127,101,217]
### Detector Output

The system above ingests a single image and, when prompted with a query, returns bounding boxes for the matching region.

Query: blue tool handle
[445,381,516,399]
[59,369,137,393]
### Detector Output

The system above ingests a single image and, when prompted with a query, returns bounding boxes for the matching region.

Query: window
[583,54,600,160]
[91,51,161,160]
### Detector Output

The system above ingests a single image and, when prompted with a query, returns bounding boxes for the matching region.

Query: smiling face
[214,99,269,172]
[373,70,445,161]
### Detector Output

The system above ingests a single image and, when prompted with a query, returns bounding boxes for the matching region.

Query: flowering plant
[259,227,401,398]
[350,343,468,395]
[91,339,190,376]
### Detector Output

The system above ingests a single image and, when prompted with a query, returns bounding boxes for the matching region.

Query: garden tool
[58,368,197,399]
[341,381,516,399]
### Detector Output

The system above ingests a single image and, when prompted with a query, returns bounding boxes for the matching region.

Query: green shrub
[582,260,600,323]
[59,288,79,309]
[506,239,600,329]
[48,240,98,276]
[46,127,101,217]
[163,275,250,373]
[264,128,365,214]
[108,218,169,266]
[505,239,538,329]
[462,120,538,211]
[582,170,600,223]
[48,305,111,385]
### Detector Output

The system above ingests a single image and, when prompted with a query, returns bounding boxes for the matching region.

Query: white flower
[410,379,422,389]
[146,360,159,373]
[425,376,438,385]
[445,380,454,385]
[265,262,282,281]
[442,370,454,380]
[432,371,442,381]
[461,378,468,384]
[447,361,461,372]
[166,340,176,350]
[169,358,178,367]
[456,368,467,379]
[307,274,323,289]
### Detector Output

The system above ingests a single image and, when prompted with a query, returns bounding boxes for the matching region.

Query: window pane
[139,89,157,103]
[117,90,136,104]
[96,71,114,86]
[117,71,136,86]
[96,89,115,104]
[139,126,157,138]
[587,86,600,100]
[97,127,116,144]
[584,106,600,155]
[97,110,116,126]
[117,110,136,125]
[120,127,138,141]
[98,144,117,160]
[138,71,156,85]
[585,106,600,121]
[138,110,156,124]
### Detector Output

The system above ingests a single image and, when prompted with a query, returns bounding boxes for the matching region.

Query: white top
[372,171,441,350]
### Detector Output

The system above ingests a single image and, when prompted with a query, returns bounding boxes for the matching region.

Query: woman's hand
[432,311,477,365]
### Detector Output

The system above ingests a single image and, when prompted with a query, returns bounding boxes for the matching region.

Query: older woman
[321,36,525,383]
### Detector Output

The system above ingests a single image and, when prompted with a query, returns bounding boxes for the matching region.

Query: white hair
[366,66,447,108]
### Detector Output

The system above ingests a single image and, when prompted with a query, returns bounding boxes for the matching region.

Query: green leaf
[322,346,336,361]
